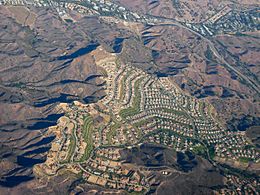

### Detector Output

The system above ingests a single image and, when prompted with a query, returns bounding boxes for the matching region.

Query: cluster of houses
[34,51,259,193]
[3,0,165,28]
[145,131,198,152]
[185,5,258,36]
[80,155,146,192]
[3,0,259,193]
[215,133,259,163]
[207,6,232,24]
[99,61,119,105]
[36,101,95,175]
[96,55,259,164]
[61,104,94,162]
[96,148,121,161]
[217,174,259,195]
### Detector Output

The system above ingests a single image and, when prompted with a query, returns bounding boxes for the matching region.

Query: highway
[144,15,260,94]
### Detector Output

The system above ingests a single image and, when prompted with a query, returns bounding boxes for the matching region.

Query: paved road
[145,15,260,94]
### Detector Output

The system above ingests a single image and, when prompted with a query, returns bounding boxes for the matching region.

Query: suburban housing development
[34,47,259,194]
[0,0,259,194]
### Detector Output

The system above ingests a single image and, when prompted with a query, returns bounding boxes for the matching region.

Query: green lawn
[161,107,188,117]
[191,144,207,156]
[198,102,207,119]
[158,117,193,129]
[67,126,77,162]
[119,78,143,119]
[107,121,121,145]
[133,119,151,128]
[119,70,133,102]
[80,115,94,161]
[208,145,216,159]
[239,157,253,164]
[127,190,146,195]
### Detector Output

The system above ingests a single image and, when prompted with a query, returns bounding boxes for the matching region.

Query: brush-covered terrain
[0,0,259,194]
